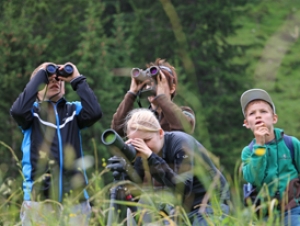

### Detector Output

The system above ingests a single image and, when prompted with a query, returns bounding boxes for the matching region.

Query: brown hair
[147,58,177,99]
[30,62,55,80]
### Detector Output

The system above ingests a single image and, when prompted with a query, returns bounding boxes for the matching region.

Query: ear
[170,83,176,95]
[159,128,164,138]
[273,114,278,124]
[243,119,251,129]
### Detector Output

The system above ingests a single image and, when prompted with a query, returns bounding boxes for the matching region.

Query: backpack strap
[248,140,255,151]
[284,134,299,173]
[283,135,294,158]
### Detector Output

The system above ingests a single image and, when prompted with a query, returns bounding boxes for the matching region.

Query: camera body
[46,64,74,78]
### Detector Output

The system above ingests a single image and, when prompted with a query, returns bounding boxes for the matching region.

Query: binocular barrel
[101,129,137,162]
[131,66,159,81]
[46,64,74,78]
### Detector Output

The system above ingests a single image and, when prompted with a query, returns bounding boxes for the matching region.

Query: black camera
[131,66,159,82]
[101,129,137,162]
[46,64,73,78]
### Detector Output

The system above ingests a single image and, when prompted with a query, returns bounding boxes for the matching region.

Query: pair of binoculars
[131,66,159,82]
[46,64,74,78]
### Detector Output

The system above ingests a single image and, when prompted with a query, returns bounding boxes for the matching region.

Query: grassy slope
[229,0,300,138]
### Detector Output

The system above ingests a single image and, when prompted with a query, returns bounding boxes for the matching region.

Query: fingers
[254,123,270,145]
[158,70,166,82]
[255,123,270,135]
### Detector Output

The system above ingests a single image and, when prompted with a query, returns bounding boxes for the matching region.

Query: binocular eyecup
[46,64,74,78]
[131,66,159,82]
[101,129,137,162]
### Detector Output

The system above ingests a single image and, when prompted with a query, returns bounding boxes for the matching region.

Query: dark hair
[147,58,177,99]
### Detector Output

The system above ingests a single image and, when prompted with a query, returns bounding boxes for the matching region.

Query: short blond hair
[125,109,161,135]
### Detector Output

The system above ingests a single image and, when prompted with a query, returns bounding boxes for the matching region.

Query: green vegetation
[1,0,300,225]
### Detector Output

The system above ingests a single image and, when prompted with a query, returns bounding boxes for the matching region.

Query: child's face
[243,100,277,131]
[38,74,65,102]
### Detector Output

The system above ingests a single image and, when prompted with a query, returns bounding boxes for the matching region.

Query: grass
[0,140,296,226]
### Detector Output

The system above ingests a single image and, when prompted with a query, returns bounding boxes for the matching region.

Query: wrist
[254,147,266,156]
[127,90,137,96]
[253,144,267,156]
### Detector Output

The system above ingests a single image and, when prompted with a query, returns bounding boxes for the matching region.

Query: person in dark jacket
[111,58,195,136]
[10,62,102,226]
[124,108,229,225]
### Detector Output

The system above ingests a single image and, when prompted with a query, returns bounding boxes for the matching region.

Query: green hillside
[229,0,300,137]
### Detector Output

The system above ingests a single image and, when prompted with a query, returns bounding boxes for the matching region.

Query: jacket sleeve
[151,94,195,134]
[111,92,136,137]
[146,137,195,194]
[241,144,267,186]
[70,76,102,128]
[146,151,194,194]
[10,70,49,130]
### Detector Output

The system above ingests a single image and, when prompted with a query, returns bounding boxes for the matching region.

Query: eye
[144,138,151,143]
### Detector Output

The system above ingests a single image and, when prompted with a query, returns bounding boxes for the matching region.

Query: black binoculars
[131,66,159,82]
[46,64,74,78]
[101,129,137,162]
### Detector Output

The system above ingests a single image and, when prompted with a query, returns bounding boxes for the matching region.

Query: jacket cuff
[70,75,86,90]
[253,145,267,157]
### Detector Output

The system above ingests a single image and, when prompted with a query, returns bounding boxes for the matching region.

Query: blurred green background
[1,0,300,209]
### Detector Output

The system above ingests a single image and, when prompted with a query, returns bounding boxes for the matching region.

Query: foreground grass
[0,143,292,226]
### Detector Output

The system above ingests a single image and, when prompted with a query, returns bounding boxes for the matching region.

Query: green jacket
[241,128,300,199]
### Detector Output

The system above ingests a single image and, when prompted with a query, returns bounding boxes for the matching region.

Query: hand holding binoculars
[46,64,74,79]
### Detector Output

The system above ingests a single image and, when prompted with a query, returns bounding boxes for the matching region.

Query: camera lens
[46,64,57,75]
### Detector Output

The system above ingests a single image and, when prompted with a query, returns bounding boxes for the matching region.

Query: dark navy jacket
[133,131,230,213]
[10,69,102,202]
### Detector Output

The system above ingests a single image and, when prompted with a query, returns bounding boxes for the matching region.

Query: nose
[255,112,261,118]
[48,75,59,82]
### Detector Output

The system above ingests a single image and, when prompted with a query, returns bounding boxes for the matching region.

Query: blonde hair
[125,109,161,135]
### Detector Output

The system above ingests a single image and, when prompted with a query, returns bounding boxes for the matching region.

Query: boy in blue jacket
[10,62,102,226]
[241,88,300,225]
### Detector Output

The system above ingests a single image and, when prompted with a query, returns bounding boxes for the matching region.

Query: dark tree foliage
[0,0,258,186]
